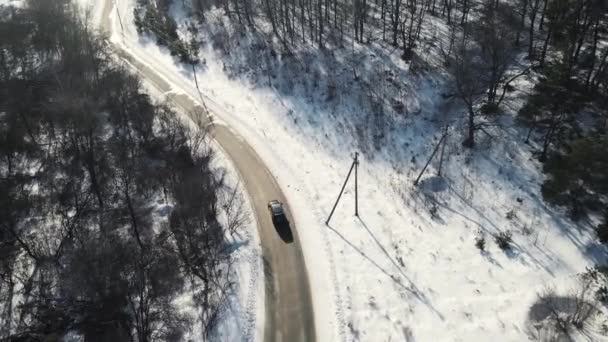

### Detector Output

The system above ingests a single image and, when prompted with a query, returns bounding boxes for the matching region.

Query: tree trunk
[585,20,600,88]
[124,176,145,250]
[464,104,475,147]
[570,11,591,72]
[381,0,387,40]
[392,0,402,46]
[318,0,323,48]
[539,0,547,31]
[515,0,528,46]
[540,113,560,162]
[539,25,552,68]
[232,0,243,24]
[525,118,536,143]
[591,48,608,88]
[460,0,469,25]
[528,0,541,59]
[265,0,279,37]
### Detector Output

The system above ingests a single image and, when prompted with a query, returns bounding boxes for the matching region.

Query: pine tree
[542,134,608,218]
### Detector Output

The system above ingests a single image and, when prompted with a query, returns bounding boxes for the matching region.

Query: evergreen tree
[542,134,608,218]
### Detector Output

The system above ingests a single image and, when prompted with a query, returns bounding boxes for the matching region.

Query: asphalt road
[98,2,316,341]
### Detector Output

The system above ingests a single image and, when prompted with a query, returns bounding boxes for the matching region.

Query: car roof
[269,201,284,215]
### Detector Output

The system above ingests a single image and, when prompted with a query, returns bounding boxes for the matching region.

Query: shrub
[429,204,438,218]
[597,285,608,304]
[494,230,512,251]
[582,266,608,304]
[480,102,500,115]
[475,231,486,252]
[504,84,516,92]
[529,284,599,340]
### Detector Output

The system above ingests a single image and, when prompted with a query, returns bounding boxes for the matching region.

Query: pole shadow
[356,217,445,320]
[327,221,445,321]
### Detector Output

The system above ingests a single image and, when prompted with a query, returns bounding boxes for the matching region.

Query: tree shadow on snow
[410,182,559,277]
[197,16,444,159]
[463,150,608,267]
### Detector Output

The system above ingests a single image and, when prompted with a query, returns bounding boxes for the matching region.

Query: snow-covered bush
[475,233,486,252]
[494,230,513,251]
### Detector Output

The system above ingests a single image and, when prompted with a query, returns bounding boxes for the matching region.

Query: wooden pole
[192,63,200,90]
[414,133,446,186]
[355,152,359,217]
[437,127,448,176]
[326,157,357,225]
[114,1,125,34]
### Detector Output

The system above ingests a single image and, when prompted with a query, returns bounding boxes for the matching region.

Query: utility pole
[113,0,125,34]
[191,62,208,114]
[187,38,209,115]
[355,152,359,217]
[414,131,447,186]
[437,126,448,177]
[190,63,210,115]
[192,63,202,95]
[326,152,360,225]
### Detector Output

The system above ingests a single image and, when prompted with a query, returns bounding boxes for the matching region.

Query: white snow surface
[0,0,22,7]
[90,0,606,341]
[74,0,106,28]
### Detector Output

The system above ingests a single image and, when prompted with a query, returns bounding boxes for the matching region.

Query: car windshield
[270,203,283,215]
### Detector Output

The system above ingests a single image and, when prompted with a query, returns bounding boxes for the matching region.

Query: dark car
[267,200,293,242]
[268,200,287,225]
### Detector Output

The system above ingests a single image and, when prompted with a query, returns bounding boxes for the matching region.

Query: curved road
[98,1,315,341]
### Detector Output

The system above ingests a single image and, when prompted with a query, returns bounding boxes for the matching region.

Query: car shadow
[273,220,294,243]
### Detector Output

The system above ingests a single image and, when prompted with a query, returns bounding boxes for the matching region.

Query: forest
[0,0,243,340]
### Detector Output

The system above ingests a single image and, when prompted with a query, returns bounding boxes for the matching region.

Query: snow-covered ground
[0,0,22,7]
[96,0,605,341]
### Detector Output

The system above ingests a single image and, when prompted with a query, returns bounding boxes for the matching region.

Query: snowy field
[85,0,606,340]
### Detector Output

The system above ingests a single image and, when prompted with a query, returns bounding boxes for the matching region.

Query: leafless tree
[530,282,601,341]
[448,33,487,147]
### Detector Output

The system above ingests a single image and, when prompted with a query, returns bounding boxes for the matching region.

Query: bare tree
[529,282,601,341]
[474,1,519,108]
[221,182,251,237]
[449,33,487,147]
